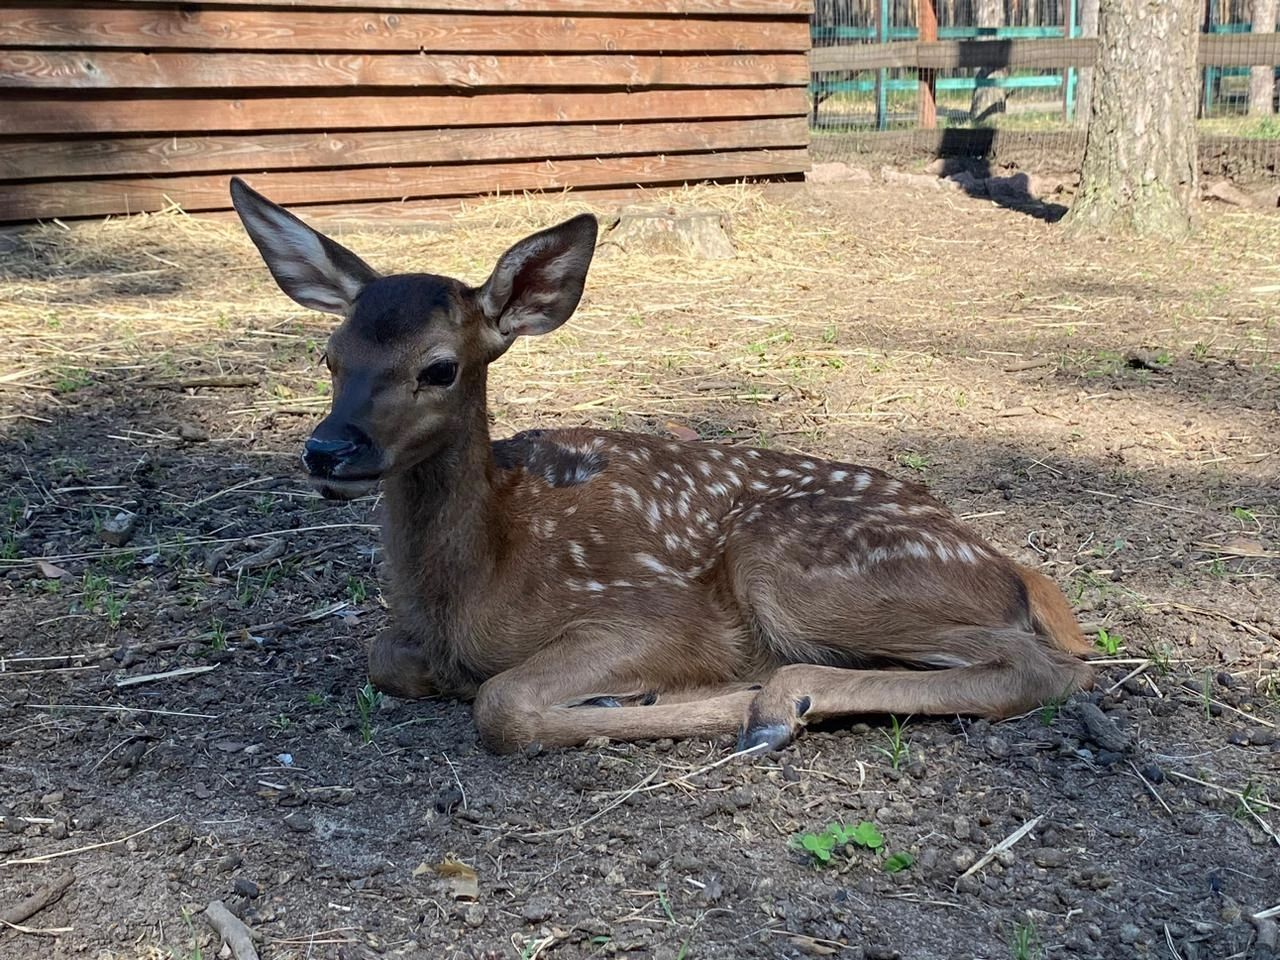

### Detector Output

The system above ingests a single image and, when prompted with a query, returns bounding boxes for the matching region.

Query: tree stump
[599,206,734,260]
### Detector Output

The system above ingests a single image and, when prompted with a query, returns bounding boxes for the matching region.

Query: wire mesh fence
[810,0,1280,181]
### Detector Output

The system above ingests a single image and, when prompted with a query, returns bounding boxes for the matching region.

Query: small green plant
[101,593,125,629]
[305,691,327,707]
[899,452,929,473]
[52,366,92,394]
[821,325,838,344]
[1235,782,1268,819]
[875,715,910,771]
[253,493,276,516]
[1094,627,1122,656]
[1230,506,1258,526]
[1208,557,1227,577]
[1038,696,1064,727]
[80,571,110,607]
[209,618,227,652]
[356,682,383,743]
[883,851,915,873]
[1009,921,1042,960]
[346,575,368,605]
[271,713,292,733]
[793,820,883,865]
[176,907,205,960]
[1149,642,1174,677]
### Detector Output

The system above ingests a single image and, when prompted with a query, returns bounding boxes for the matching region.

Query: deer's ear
[477,214,598,342]
[230,177,379,316]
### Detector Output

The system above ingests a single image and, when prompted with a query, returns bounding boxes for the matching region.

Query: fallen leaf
[665,421,701,442]
[35,560,71,579]
[417,856,479,901]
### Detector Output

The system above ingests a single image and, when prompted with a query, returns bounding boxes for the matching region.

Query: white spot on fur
[853,473,872,491]
[903,541,931,560]
[568,542,586,567]
[830,470,848,482]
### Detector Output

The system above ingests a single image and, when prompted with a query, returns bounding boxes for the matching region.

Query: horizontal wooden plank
[1200,33,1280,66]
[0,7,809,53]
[0,148,810,221]
[0,117,809,180]
[90,0,814,14]
[811,38,1098,72]
[1,87,808,136]
[194,181,808,225]
[0,50,809,89]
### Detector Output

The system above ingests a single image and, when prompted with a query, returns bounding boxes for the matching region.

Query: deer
[229,177,1094,755]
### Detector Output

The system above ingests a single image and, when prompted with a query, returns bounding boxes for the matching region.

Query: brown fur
[228,180,1095,754]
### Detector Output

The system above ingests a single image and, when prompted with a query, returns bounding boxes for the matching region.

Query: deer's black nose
[303,437,361,477]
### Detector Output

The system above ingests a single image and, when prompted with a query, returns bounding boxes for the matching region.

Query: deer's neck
[380,402,500,660]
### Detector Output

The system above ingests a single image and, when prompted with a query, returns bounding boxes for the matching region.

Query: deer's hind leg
[737,627,1094,752]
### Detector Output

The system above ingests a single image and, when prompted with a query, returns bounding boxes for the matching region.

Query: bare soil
[1,183,1278,960]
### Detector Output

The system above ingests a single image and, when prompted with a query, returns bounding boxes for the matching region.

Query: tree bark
[1074,0,1101,126]
[1251,0,1277,115]
[970,0,1008,121]
[1062,0,1200,237]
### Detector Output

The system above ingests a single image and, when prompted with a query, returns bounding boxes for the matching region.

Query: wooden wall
[0,0,813,223]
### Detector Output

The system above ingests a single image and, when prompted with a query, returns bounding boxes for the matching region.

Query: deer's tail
[1018,565,1092,657]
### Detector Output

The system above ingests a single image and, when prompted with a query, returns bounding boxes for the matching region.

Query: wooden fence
[0,0,813,223]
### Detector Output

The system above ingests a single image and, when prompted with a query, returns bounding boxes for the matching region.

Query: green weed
[356,682,384,744]
[899,453,929,473]
[1009,921,1042,960]
[346,575,368,605]
[1094,627,1122,656]
[52,367,92,394]
[209,618,227,652]
[792,820,884,865]
[875,715,910,771]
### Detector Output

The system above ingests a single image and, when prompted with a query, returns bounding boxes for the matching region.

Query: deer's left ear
[477,213,598,341]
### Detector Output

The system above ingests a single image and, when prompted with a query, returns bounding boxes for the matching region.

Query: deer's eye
[418,359,457,388]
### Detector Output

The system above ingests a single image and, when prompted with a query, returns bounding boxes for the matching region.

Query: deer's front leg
[367,627,438,699]
[471,633,754,753]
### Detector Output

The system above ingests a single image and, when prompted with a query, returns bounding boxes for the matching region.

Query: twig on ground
[26,704,219,719]
[954,814,1043,888]
[204,900,260,960]
[506,771,660,840]
[1126,761,1174,817]
[442,752,468,811]
[1165,771,1280,811]
[114,664,218,688]
[3,815,177,866]
[0,870,75,926]
[0,918,72,937]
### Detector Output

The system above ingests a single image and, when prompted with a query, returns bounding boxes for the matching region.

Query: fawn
[230,178,1093,754]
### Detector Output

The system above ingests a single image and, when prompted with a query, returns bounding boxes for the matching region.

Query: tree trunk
[1062,0,1199,237]
[1074,0,1101,127]
[1251,0,1277,114]
[971,0,1007,121]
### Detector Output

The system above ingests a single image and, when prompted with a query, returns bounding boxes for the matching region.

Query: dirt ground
[1,181,1278,960]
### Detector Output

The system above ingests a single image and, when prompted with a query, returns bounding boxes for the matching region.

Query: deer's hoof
[736,721,793,754]
[737,694,810,753]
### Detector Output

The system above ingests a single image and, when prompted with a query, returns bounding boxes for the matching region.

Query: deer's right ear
[230,177,379,316]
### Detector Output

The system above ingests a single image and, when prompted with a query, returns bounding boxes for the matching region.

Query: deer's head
[230,179,598,500]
